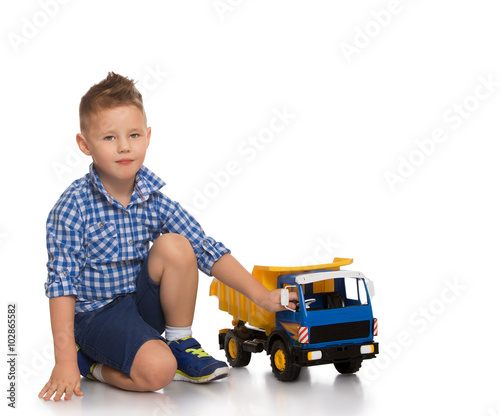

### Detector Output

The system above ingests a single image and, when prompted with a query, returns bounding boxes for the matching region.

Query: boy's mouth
[116,159,134,165]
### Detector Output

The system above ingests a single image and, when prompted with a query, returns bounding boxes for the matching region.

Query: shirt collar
[88,164,166,207]
[133,165,166,201]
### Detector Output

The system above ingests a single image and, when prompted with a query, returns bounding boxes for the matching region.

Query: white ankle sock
[91,363,106,383]
[164,325,192,342]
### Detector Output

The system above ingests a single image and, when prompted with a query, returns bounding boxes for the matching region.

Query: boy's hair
[79,72,145,133]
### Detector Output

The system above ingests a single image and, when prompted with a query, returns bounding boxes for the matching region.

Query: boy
[39,72,297,401]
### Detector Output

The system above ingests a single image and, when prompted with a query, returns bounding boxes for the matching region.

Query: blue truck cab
[268,270,378,380]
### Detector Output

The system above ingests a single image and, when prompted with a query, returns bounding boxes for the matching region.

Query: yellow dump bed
[209,258,353,334]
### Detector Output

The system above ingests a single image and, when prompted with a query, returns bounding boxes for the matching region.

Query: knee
[148,234,197,281]
[133,352,177,391]
[152,233,196,265]
[142,358,177,391]
[131,340,178,391]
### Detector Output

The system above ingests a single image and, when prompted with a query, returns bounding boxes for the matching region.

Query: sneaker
[168,337,229,383]
[76,345,97,381]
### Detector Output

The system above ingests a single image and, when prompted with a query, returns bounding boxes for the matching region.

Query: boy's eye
[103,136,115,141]
[130,133,140,139]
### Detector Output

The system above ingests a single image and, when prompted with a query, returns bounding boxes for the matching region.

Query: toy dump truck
[209,258,378,381]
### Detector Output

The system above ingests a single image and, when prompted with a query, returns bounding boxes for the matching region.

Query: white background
[1,1,499,415]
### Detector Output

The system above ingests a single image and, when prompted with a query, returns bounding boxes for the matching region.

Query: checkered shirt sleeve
[156,194,230,276]
[45,192,84,298]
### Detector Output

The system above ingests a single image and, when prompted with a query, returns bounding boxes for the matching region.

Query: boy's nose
[118,138,131,152]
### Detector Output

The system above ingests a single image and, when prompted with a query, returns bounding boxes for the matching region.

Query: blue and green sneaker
[168,337,229,383]
[76,345,97,381]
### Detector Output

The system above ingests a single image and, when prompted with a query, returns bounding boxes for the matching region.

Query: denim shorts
[74,255,166,377]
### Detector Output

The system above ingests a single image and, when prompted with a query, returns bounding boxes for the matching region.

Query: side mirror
[365,279,375,299]
[281,288,297,312]
[280,288,289,306]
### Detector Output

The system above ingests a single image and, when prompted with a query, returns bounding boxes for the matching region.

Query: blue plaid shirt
[45,164,230,313]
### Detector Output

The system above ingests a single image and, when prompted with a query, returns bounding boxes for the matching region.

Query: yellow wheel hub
[228,337,238,359]
[274,349,286,372]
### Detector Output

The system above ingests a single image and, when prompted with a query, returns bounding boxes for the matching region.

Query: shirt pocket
[134,223,153,251]
[85,221,119,260]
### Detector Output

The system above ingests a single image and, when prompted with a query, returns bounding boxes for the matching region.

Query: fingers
[285,292,299,310]
[42,384,66,401]
[289,291,299,302]
[38,381,83,401]
[53,385,65,402]
[62,385,74,401]
[74,381,84,397]
[38,381,50,399]
[42,383,58,401]
[265,289,300,312]
[67,381,84,399]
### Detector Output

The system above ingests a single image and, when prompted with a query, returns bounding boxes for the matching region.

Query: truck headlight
[360,344,374,354]
[307,351,322,361]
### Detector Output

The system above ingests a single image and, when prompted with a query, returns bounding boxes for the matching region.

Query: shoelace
[186,347,211,358]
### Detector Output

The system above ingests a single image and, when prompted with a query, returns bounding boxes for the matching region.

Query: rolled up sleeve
[156,195,230,276]
[195,236,230,275]
[45,196,84,298]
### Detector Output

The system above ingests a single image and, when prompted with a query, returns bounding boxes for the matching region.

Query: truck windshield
[302,277,369,310]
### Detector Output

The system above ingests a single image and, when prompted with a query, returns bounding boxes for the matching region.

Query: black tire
[224,330,251,367]
[270,339,301,381]
[334,359,362,374]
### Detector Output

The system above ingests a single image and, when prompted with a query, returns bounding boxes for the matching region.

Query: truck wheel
[224,330,251,367]
[334,359,362,374]
[270,339,301,381]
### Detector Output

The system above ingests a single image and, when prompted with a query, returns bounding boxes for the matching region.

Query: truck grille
[309,320,370,344]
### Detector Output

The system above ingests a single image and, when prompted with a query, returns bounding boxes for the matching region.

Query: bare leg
[147,233,199,327]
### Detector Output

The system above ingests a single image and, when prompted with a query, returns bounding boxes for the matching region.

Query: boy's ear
[76,133,92,156]
[146,127,151,148]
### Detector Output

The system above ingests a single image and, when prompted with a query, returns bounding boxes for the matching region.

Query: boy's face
[76,105,151,189]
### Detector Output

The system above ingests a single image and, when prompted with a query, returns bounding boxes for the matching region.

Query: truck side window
[345,278,358,302]
[343,278,369,306]
[358,279,368,305]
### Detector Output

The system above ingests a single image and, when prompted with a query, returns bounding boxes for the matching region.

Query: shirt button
[203,241,209,248]
[128,239,133,246]
[99,222,104,230]
[61,270,67,277]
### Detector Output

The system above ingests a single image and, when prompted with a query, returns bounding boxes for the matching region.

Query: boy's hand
[38,362,83,401]
[260,289,299,312]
